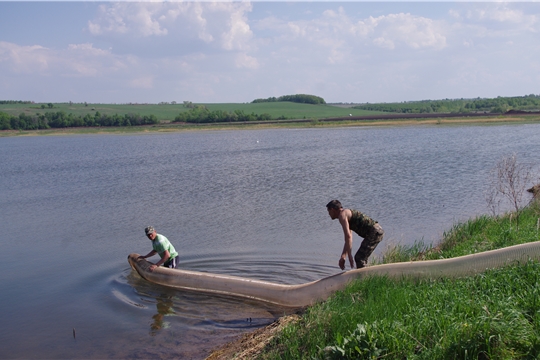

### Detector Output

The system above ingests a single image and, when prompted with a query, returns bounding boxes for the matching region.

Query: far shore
[1,114,539,137]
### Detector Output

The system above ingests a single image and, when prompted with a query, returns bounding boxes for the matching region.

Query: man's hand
[338,257,346,270]
[149,264,157,272]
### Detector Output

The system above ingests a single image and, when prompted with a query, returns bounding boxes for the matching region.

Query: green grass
[259,203,540,359]
[0,102,383,122]
[203,102,383,120]
[398,206,539,263]
[380,205,540,264]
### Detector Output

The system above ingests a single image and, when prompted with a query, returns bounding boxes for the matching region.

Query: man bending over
[326,200,384,270]
[138,226,179,272]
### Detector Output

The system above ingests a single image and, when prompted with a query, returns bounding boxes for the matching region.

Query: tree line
[2,93,539,131]
[252,94,326,105]
[0,100,33,104]
[353,94,540,114]
[174,105,279,123]
[0,111,159,130]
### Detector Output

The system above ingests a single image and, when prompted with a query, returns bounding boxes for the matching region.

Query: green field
[0,102,384,122]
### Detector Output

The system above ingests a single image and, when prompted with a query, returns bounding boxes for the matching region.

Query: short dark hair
[326,200,342,210]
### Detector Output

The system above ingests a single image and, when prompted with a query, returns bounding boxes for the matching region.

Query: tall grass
[381,202,540,263]
[260,202,540,359]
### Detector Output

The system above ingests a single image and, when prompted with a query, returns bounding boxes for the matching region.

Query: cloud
[88,3,167,37]
[255,8,447,62]
[0,41,51,74]
[130,76,154,89]
[0,41,124,78]
[235,53,259,69]
[467,5,532,23]
[451,3,538,33]
[365,13,447,50]
[218,3,253,51]
[87,2,254,52]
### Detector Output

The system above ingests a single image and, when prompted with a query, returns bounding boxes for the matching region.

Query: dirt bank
[206,314,301,360]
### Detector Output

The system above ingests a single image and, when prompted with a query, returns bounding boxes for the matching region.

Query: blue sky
[1,1,539,104]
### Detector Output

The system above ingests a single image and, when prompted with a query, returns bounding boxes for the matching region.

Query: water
[1,124,539,358]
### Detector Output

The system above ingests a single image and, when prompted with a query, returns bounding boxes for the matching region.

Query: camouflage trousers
[354,223,384,268]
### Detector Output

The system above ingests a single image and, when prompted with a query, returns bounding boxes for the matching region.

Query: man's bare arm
[138,250,157,259]
[149,250,170,272]
[338,213,355,269]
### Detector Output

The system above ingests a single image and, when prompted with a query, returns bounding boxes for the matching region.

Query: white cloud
[256,9,446,57]
[0,41,125,78]
[365,13,447,50]
[235,53,259,69]
[130,76,154,89]
[87,2,254,51]
[88,3,167,37]
[188,3,214,43]
[373,37,395,50]
[68,43,111,56]
[220,3,253,50]
[454,4,538,32]
[469,6,529,23]
[0,41,51,74]
[65,43,126,77]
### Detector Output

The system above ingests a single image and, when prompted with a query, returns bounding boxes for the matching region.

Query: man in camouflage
[326,200,384,270]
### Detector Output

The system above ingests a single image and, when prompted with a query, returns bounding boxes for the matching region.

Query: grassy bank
[258,202,540,359]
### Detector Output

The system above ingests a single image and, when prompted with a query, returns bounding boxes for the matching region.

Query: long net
[128,241,540,307]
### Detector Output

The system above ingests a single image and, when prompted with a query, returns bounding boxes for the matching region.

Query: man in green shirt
[138,226,179,272]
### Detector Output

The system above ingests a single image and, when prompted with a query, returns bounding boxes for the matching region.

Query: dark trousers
[163,257,178,269]
[354,223,384,268]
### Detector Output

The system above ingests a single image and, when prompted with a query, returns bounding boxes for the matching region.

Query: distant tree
[174,106,276,123]
[252,94,326,105]
[0,100,33,104]
[0,111,12,130]
[252,96,278,103]
[352,95,540,114]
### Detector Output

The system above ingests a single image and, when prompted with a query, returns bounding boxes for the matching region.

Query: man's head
[326,200,343,220]
[145,226,156,240]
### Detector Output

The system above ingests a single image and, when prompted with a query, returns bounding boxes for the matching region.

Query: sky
[0,1,539,104]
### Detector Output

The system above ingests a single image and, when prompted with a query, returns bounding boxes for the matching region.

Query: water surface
[1,124,539,358]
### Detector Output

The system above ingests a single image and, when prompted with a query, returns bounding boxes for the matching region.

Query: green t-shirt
[152,234,178,260]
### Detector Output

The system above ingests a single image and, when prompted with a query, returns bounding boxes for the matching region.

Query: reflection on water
[151,294,175,335]
[1,124,539,359]
[120,268,291,358]
[124,269,293,322]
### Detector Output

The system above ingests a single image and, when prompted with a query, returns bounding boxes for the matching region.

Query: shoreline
[205,206,540,359]
[1,115,539,137]
[205,314,302,360]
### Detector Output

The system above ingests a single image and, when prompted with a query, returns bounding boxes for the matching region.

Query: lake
[1,123,539,358]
